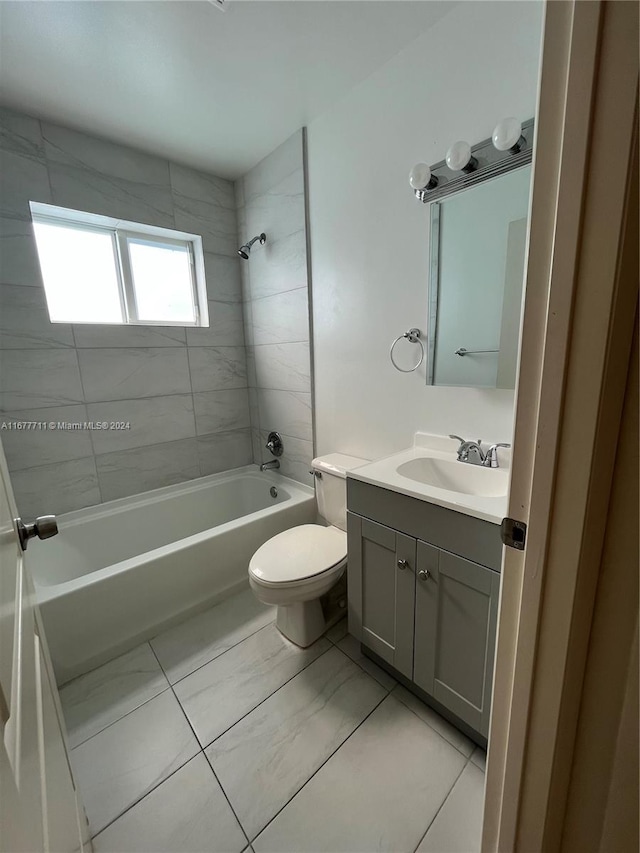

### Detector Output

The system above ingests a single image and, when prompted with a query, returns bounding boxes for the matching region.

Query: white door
[0,442,88,853]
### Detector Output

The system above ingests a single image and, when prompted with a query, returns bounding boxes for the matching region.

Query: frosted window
[128,239,196,324]
[29,202,208,327]
[33,222,123,323]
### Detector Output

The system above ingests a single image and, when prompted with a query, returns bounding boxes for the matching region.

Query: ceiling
[0,0,454,178]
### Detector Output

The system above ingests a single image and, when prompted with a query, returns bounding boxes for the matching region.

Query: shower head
[238,232,266,259]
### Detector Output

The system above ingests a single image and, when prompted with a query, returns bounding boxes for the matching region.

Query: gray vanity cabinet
[346,514,415,679]
[414,543,499,737]
[347,477,502,740]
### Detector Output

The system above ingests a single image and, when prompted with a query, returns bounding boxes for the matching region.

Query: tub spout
[260,459,280,472]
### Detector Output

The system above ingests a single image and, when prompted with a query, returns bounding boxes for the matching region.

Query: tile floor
[61,587,486,853]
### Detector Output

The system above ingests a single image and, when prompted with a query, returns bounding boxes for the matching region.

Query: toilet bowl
[249,453,367,647]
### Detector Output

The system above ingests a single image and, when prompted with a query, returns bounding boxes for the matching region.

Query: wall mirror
[427,164,532,388]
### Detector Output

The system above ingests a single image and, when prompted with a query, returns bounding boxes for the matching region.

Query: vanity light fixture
[409,163,439,199]
[492,117,526,154]
[445,141,477,173]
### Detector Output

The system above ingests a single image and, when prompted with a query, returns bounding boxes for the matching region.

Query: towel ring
[390,328,424,373]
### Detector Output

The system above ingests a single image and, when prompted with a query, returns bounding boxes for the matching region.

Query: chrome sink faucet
[449,435,511,468]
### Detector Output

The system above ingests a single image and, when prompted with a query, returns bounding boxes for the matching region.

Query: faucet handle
[485,442,511,468]
[449,434,466,445]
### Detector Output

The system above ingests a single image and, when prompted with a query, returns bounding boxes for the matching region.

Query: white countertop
[347,433,510,525]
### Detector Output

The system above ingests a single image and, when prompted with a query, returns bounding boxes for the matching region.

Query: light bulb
[492,117,524,152]
[445,140,476,172]
[409,163,438,191]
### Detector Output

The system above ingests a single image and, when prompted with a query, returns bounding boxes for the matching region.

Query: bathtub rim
[28,465,315,602]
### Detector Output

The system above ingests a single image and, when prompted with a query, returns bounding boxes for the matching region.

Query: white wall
[307,1,543,461]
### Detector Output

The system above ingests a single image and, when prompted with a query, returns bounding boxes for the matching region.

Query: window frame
[29,202,209,328]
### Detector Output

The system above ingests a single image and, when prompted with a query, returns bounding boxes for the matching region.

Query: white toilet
[249,453,366,647]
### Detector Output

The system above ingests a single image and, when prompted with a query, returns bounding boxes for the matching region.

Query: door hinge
[501,517,527,550]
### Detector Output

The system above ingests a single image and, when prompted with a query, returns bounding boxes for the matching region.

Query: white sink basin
[396,457,508,498]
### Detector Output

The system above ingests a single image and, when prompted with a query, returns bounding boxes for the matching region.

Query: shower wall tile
[0,349,84,411]
[10,456,101,517]
[196,429,253,476]
[203,253,242,303]
[0,149,52,219]
[0,404,92,470]
[246,229,308,300]
[87,394,196,454]
[260,431,314,485]
[237,129,314,481]
[42,122,171,186]
[96,438,200,502]
[257,390,312,443]
[48,163,175,230]
[185,301,244,348]
[171,164,237,257]
[0,109,311,507]
[242,131,302,205]
[193,389,251,436]
[0,106,45,159]
[78,348,191,403]
[245,168,305,244]
[73,324,186,349]
[0,216,42,287]
[253,342,310,392]
[251,288,309,346]
[187,347,247,392]
[0,284,74,349]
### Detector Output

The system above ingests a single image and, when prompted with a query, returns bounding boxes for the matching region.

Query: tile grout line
[68,616,274,750]
[150,641,252,850]
[248,689,391,846]
[411,757,474,853]
[197,639,336,752]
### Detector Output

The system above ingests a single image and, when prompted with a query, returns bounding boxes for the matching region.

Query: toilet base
[276,599,326,648]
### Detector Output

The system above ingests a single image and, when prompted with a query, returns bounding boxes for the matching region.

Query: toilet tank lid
[312,453,369,479]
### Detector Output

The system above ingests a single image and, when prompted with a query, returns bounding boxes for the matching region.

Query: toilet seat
[249,524,347,587]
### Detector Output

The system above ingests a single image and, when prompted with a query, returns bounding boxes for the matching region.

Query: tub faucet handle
[15,514,58,552]
[265,431,284,457]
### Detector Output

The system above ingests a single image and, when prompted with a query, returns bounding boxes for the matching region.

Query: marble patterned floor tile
[186,301,245,348]
[207,646,386,840]
[471,746,487,772]
[325,618,348,644]
[336,633,397,691]
[253,694,466,853]
[0,283,75,348]
[150,588,275,684]
[60,643,170,749]
[0,149,51,219]
[71,690,199,835]
[203,252,242,303]
[92,754,247,853]
[175,624,331,748]
[416,761,485,853]
[391,685,475,758]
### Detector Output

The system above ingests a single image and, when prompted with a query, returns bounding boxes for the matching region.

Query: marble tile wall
[0,106,252,517]
[235,130,314,484]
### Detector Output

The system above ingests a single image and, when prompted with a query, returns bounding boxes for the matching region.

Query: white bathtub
[28,466,315,684]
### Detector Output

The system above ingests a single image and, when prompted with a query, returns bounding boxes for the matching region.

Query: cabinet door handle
[397,559,409,570]
[418,569,432,581]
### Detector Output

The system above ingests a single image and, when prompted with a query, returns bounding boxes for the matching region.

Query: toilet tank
[313,453,368,531]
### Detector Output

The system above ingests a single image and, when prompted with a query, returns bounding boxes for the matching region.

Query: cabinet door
[414,543,499,737]
[347,512,415,679]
